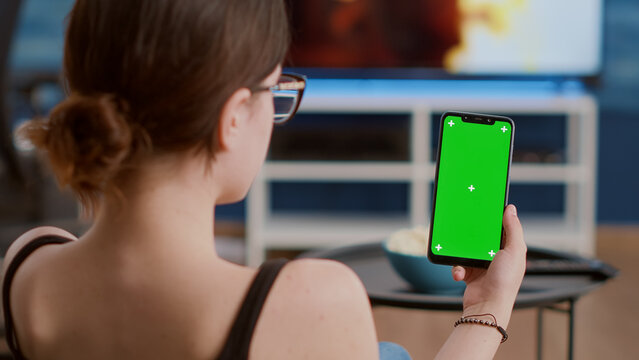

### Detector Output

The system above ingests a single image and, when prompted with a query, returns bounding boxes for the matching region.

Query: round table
[300,243,617,360]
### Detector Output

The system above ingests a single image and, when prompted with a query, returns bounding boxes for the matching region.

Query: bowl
[382,228,465,295]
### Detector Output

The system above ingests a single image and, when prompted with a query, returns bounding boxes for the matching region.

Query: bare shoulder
[273,258,373,314]
[252,258,379,359]
[279,258,370,302]
[2,226,77,274]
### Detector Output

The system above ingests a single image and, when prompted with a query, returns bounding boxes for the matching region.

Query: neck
[82,158,221,261]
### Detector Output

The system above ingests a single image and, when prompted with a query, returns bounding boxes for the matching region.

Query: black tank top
[2,235,288,360]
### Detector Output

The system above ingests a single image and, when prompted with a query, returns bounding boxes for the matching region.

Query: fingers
[502,204,526,255]
[452,266,466,281]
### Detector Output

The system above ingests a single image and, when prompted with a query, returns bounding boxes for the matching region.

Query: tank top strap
[216,258,289,360]
[2,235,74,360]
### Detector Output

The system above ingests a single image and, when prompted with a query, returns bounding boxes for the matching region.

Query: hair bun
[37,93,134,198]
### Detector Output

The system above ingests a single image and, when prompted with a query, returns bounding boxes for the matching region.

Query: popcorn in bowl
[386,226,429,255]
[383,226,465,294]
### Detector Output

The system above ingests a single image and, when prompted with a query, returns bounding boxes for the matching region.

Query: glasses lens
[273,75,303,124]
[273,94,297,123]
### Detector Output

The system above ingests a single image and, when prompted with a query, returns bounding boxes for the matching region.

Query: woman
[2,1,526,359]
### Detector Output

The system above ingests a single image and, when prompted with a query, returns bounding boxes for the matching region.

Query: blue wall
[595,0,639,223]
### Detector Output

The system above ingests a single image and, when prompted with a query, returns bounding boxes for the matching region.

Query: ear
[217,88,252,151]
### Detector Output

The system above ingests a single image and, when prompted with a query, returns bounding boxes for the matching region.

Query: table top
[300,243,617,311]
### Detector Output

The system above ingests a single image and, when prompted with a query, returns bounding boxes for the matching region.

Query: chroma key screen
[430,115,513,262]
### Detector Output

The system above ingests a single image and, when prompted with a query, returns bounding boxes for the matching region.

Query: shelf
[510,164,592,183]
[263,162,416,181]
[263,162,591,184]
[246,90,598,265]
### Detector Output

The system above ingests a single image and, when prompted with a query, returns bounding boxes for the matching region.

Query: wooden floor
[373,226,639,359]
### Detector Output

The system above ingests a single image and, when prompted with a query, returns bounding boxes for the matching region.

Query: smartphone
[428,111,514,268]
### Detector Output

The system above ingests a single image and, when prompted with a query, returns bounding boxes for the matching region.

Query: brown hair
[20,0,290,214]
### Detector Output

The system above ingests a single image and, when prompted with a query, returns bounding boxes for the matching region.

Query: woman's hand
[436,205,526,359]
[451,204,527,327]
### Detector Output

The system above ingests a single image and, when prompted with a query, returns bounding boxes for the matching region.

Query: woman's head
[22,0,290,212]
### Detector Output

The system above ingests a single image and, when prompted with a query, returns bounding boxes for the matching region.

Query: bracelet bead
[454,313,508,343]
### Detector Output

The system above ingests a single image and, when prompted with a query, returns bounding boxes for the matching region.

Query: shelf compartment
[269,112,411,162]
[430,113,569,164]
[270,181,409,215]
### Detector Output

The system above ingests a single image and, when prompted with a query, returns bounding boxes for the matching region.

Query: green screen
[431,115,512,261]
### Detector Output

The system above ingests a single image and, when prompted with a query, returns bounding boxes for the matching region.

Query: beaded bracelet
[454,313,508,343]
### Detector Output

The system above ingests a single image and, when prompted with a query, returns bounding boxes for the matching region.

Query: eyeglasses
[252,73,306,125]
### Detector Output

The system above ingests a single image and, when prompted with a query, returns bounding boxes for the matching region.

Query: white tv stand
[246,79,598,266]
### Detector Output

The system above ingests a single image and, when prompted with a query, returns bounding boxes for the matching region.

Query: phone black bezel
[427,111,515,268]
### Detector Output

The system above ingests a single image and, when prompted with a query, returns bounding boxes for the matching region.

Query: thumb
[502,204,526,255]
[452,266,466,281]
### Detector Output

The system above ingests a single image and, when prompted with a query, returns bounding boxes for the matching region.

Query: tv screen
[287,0,603,78]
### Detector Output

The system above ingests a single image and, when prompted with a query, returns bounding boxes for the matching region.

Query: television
[286,0,603,80]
